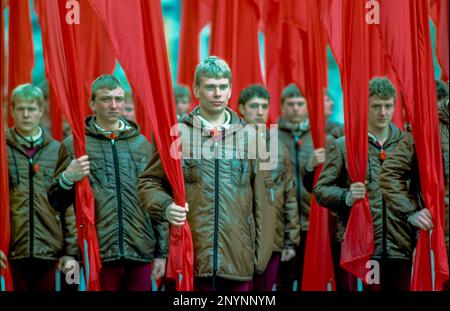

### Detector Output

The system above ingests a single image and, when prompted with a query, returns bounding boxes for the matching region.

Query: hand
[152,258,166,280]
[0,250,7,270]
[165,203,189,227]
[281,248,296,262]
[408,208,434,231]
[308,148,326,169]
[64,155,90,183]
[347,182,366,206]
[57,256,76,274]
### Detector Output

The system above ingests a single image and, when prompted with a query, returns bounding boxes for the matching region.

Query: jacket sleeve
[252,158,276,274]
[138,149,174,222]
[61,206,80,259]
[282,151,300,248]
[313,142,350,213]
[379,133,420,216]
[48,143,75,212]
[151,217,169,258]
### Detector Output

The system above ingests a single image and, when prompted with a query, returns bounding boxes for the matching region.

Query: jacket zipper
[294,140,301,225]
[111,139,125,258]
[28,157,34,257]
[213,142,219,289]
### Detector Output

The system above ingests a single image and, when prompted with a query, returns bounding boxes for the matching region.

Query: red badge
[379,150,387,161]
[33,163,40,174]
[297,139,303,147]
[108,132,117,140]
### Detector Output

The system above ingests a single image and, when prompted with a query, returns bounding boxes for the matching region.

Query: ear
[193,84,200,99]
[238,104,245,116]
[89,100,96,112]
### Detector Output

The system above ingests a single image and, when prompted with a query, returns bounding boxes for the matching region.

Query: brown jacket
[277,118,314,232]
[314,124,416,260]
[379,101,449,253]
[48,117,168,263]
[7,128,78,260]
[138,107,275,280]
[268,130,300,252]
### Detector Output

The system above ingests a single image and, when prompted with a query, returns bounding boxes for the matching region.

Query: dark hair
[369,77,397,100]
[238,84,270,106]
[174,84,191,101]
[281,83,303,104]
[436,80,449,102]
[90,75,124,101]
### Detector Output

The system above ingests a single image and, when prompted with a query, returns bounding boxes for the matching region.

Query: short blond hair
[11,83,45,109]
[194,56,232,87]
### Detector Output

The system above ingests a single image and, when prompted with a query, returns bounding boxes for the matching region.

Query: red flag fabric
[86,0,193,290]
[0,0,13,291]
[263,0,320,123]
[7,0,34,127]
[300,0,335,291]
[377,0,449,290]
[131,89,152,142]
[48,83,63,141]
[322,0,374,282]
[430,0,449,82]
[78,0,116,114]
[210,0,263,112]
[177,0,212,109]
[35,0,102,290]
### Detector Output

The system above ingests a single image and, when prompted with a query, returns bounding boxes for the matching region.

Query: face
[368,95,395,131]
[12,100,44,136]
[122,100,135,122]
[175,95,191,115]
[324,95,334,117]
[90,87,125,126]
[282,96,308,123]
[239,96,269,125]
[194,77,231,117]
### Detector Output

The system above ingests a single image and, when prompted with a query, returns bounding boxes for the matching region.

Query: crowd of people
[1,56,448,291]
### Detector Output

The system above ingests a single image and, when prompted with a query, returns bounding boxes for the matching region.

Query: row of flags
[1,0,449,291]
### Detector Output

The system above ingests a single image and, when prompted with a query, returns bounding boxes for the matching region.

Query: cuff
[344,190,353,207]
[59,172,74,190]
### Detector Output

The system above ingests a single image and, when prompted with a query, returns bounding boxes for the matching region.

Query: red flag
[177,0,212,109]
[35,0,102,290]
[322,0,374,282]
[377,0,449,290]
[210,0,263,112]
[263,0,317,123]
[131,89,152,142]
[0,0,13,291]
[430,0,449,82]
[300,0,335,291]
[7,0,34,127]
[86,0,193,290]
[48,83,63,141]
[78,0,115,114]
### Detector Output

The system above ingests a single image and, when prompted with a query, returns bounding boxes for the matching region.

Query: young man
[138,56,275,291]
[174,84,192,121]
[122,91,136,122]
[48,75,168,291]
[276,83,326,290]
[380,99,449,290]
[314,77,415,291]
[324,91,345,139]
[4,84,78,290]
[238,84,300,291]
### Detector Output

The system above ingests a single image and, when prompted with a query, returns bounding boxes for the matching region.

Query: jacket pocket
[230,159,250,187]
[247,216,256,253]
[265,177,275,205]
[182,159,200,183]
